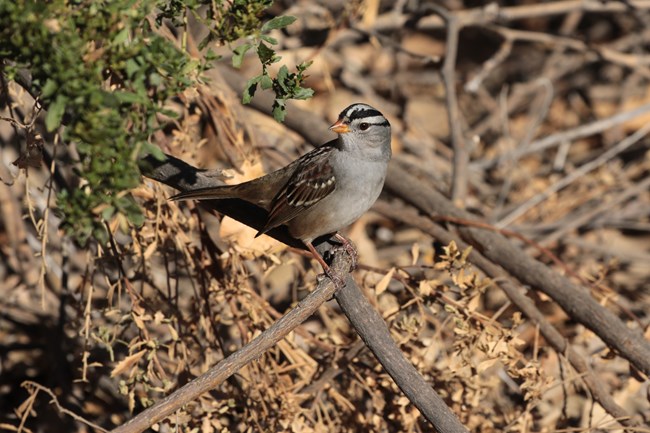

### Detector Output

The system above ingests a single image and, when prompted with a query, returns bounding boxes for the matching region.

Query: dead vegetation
[1,1,650,432]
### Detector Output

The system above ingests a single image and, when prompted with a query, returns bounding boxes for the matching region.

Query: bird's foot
[307,242,347,289]
[333,233,358,270]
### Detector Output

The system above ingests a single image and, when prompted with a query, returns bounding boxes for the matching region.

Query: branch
[335,277,469,433]
[21,381,109,433]
[428,5,469,204]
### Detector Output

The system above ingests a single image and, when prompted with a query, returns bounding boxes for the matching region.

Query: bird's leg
[306,242,346,288]
[333,233,358,270]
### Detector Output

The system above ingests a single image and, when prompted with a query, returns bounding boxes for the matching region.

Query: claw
[334,233,358,270]
[306,242,347,288]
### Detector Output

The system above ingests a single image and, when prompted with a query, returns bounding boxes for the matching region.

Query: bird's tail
[169,184,242,202]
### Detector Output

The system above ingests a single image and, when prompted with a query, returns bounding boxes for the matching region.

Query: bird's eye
[359,122,370,131]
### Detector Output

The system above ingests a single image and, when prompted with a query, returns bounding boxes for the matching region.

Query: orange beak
[329,119,350,134]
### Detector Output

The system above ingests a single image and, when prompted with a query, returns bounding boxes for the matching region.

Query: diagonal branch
[335,276,468,433]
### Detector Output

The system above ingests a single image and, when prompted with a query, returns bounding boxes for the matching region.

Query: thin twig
[465,37,514,93]
[493,78,554,218]
[373,0,650,32]
[428,4,469,204]
[490,24,650,78]
[540,176,650,245]
[21,381,109,433]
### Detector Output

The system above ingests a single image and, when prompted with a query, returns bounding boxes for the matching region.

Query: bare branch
[428,5,469,204]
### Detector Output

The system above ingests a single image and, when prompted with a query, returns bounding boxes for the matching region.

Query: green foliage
[0,0,313,245]
[230,15,313,121]
[167,0,313,122]
[0,0,182,244]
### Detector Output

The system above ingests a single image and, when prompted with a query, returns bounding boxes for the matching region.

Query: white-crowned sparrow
[170,103,391,282]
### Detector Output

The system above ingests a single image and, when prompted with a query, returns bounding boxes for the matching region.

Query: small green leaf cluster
[232,16,314,121]
[162,2,315,122]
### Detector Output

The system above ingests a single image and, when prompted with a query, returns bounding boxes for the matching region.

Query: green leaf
[260,34,278,45]
[297,60,313,72]
[158,108,179,119]
[125,58,140,78]
[41,79,58,98]
[147,112,158,128]
[92,225,108,246]
[101,205,116,220]
[293,87,314,100]
[232,43,253,68]
[142,141,166,161]
[242,75,262,104]
[114,91,146,104]
[261,15,296,32]
[260,74,273,90]
[149,72,162,86]
[275,65,288,92]
[180,59,200,74]
[272,98,287,122]
[124,204,145,226]
[45,95,66,131]
[204,48,220,62]
[256,42,276,65]
[127,210,145,227]
[113,27,129,44]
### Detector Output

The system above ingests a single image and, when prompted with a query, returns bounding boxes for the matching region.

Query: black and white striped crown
[338,103,390,127]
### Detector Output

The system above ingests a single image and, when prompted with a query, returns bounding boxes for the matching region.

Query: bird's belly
[287,163,386,242]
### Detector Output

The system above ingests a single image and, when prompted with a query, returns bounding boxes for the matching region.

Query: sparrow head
[330,103,390,134]
[330,103,391,159]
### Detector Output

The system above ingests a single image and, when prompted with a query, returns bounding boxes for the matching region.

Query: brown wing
[257,144,337,236]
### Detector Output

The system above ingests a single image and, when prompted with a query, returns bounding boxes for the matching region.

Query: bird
[170,103,392,285]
